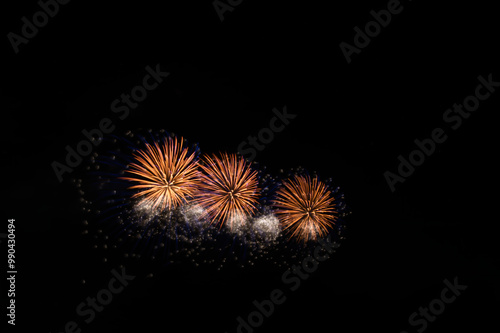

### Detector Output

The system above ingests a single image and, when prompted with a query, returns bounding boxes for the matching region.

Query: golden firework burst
[272,174,337,242]
[122,136,200,211]
[195,153,259,229]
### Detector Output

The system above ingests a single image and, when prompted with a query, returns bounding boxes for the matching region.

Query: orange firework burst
[272,174,337,242]
[122,136,200,211]
[195,153,259,229]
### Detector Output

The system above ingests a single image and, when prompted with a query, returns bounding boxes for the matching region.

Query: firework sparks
[195,153,259,229]
[122,136,200,211]
[272,174,337,242]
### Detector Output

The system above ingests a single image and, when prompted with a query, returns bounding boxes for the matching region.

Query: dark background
[3,0,499,332]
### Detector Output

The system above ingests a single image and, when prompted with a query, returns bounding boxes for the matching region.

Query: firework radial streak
[195,153,259,229]
[121,136,200,211]
[272,175,337,242]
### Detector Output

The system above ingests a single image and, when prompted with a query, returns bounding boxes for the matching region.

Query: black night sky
[3,1,499,332]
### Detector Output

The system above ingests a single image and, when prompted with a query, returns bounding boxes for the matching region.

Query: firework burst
[195,153,259,229]
[272,174,337,242]
[122,136,200,211]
